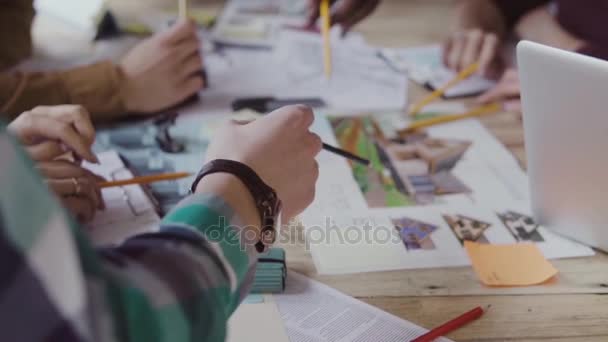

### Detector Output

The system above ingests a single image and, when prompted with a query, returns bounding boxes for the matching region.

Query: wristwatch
[190,159,282,253]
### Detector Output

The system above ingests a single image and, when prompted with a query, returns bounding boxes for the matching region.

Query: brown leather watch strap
[190,159,282,253]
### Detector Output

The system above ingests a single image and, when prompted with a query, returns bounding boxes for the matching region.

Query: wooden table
[37,0,608,340]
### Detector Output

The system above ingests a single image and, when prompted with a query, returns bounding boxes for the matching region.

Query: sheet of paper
[83,151,160,245]
[273,272,453,342]
[227,295,289,342]
[274,29,408,111]
[307,112,528,216]
[380,45,495,98]
[464,241,558,286]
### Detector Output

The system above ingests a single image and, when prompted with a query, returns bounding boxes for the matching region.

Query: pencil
[411,306,485,342]
[409,62,480,116]
[320,0,332,79]
[179,0,188,20]
[323,143,370,166]
[400,102,501,134]
[99,172,192,189]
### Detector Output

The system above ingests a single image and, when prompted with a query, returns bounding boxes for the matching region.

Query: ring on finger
[71,177,82,195]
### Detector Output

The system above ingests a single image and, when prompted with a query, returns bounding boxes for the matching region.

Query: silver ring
[71,177,81,195]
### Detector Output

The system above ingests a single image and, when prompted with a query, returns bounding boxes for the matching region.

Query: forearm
[452,0,508,38]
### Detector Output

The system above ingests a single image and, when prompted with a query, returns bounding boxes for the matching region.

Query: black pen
[322,143,370,166]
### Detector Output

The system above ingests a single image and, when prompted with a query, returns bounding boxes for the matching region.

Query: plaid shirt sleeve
[0,124,258,342]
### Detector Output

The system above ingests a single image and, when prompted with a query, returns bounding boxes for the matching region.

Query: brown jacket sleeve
[0,0,35,71]
[0,62,128,122]
[0,0,128,122]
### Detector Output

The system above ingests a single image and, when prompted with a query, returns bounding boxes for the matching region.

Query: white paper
[274,29,408,111]
[35,0,106,36]
[228,295,290,342]
[273,272,452,342]
[83,151,160,246]
[380,45,495,98]
[212,0,309,48]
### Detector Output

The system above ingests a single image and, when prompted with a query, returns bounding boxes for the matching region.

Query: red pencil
[411,306,485,342]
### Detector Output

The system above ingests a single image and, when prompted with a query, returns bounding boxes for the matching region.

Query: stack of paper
[228,272,452,342]
[212,0,309,48]
[251,248,287,294]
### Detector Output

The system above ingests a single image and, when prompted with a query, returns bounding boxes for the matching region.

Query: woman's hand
[307,0,381,34]
[8,105,104,223]
[443,28,503,78]
[37,160,105,224]
[120,20,205,113]
[8,105,97,163]
[202,105,322,223]
[476,68,522,112]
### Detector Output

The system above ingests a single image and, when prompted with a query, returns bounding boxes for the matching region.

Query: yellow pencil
[400,102,501,134]
[179,0,189,20]
[99,172,192,189]
[320,0,332,79]
[409,62,480,116]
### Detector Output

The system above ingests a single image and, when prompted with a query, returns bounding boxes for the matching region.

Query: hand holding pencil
[409,62,481,116]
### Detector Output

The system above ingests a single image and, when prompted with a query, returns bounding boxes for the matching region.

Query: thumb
[161,19,197,46]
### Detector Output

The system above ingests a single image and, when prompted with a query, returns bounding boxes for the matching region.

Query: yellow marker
[400,102,501,134]
[320,0,332,79]
[409,62,480,116]
[179,0,189,20]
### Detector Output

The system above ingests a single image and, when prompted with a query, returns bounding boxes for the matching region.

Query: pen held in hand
[322,143,370,166]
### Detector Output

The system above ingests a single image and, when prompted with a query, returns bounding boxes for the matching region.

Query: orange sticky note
[464,241,558,286]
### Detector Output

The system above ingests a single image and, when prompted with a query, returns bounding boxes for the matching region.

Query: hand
[37,160,105,224]
[120,20,205,113]
[443,28,503,77]
[307,0,381,34]
[476,68,522,112]
[8,105,98,163]
[203,105,322,222]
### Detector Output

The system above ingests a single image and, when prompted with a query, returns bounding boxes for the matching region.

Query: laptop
[518,40,608,252]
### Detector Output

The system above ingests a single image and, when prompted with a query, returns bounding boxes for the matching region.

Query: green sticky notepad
[251,248,286,294]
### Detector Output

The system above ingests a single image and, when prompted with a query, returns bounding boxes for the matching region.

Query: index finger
[478,34,499,77]
[18,115,97,163]
[476,79,521,104]
[269,105,315,129]
[30,105,96,145]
